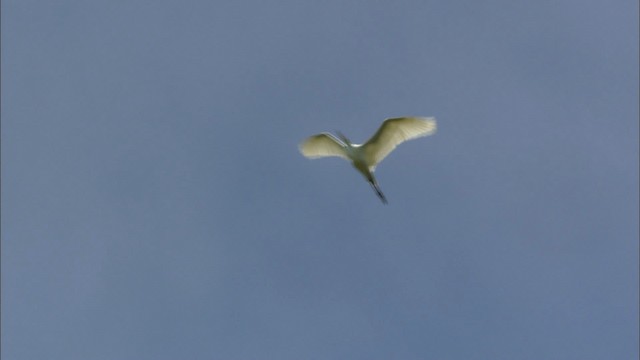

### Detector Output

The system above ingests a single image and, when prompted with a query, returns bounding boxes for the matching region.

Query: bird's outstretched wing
[362,117,436,167]
[299,133,349,160]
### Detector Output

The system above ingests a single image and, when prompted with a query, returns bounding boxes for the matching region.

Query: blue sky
[2,1,638,359]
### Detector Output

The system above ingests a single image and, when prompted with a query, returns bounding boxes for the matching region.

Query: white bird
[299,116,437,204]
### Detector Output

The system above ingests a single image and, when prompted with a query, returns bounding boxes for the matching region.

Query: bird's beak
[336,131,350,145]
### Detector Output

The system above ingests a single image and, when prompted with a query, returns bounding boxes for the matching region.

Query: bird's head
[336,131,351,146]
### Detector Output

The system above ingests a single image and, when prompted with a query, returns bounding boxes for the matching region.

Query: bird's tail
[369,177,387,204]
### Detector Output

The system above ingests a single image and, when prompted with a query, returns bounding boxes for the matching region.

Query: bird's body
[299,116,437,203]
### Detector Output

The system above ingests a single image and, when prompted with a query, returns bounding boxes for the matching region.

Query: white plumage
[299,116,437,203]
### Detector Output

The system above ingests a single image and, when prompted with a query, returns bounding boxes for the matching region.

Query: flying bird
[299,116,437,204]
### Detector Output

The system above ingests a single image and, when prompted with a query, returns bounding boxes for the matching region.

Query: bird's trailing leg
[369,178,387,204]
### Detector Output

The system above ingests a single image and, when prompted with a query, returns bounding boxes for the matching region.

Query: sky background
[2,1,638,359]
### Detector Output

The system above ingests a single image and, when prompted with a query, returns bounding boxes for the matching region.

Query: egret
[299,116,437,204]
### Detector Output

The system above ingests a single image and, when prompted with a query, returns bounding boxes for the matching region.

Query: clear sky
[2,1,638,359]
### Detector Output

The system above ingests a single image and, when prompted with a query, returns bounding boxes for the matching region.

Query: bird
[299,116,437,204]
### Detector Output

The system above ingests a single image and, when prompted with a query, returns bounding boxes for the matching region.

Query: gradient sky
[3,1,638,359]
